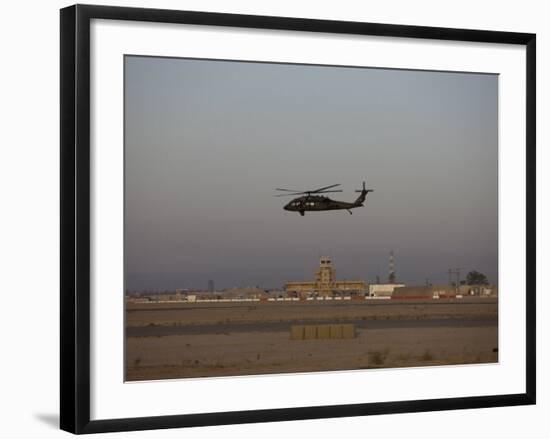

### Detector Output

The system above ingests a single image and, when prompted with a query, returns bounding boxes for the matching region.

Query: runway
[126,316,497,337]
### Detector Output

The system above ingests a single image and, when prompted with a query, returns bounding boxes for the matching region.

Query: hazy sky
[125,55,498,291]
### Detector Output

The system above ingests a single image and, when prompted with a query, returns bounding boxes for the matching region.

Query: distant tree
[466,270,489,285]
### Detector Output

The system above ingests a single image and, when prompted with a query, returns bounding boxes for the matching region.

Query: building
[368,283,406,297]
[285,257,366,298]
[389,284,497,299]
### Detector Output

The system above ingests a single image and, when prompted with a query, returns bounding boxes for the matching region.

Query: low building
[368,283,406,297]
[285,257,366,298]
[390,284,498,299]
[222,287,269,300]
[459,285,498,296]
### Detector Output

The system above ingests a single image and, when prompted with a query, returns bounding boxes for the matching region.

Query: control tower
[285,256,365,298]
[315,256,335,297]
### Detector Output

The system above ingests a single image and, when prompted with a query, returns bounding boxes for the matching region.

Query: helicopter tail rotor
[354,181,373,205]
[355,181,373,193]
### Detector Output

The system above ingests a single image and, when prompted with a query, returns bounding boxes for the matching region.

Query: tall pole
[448,268,462,295]
[388,250,396,284]
[455,268,462,295]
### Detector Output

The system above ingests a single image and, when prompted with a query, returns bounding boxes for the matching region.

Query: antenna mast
[388,250,396,284]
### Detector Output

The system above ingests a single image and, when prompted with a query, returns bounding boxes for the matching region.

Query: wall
[392,286,441,298]
[1,1,547,438]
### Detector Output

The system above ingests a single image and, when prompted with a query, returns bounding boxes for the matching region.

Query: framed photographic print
[60,4,536,434]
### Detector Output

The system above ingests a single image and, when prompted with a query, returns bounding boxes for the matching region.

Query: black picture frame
[60,4,536,434]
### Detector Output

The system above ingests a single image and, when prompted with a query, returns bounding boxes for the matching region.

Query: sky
[124,55,498,291]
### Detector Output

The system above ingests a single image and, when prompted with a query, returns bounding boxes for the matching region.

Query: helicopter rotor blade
[275,184,341,193]
[310,183,341,193]
[275,184,342,196]
[275,188,305,192]
[274,189,343,197]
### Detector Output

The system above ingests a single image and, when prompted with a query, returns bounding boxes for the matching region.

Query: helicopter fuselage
[284,195,362,216]
[277,181,372,216]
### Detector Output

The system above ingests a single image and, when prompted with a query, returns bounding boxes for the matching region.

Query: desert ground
[125,298,498,381]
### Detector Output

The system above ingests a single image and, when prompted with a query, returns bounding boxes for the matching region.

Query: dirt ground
[125,299,498,381]
[126,325,498,381]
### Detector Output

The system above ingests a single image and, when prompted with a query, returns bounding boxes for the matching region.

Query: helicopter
[275,182,373,216]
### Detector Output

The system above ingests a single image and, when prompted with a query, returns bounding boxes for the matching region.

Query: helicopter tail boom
[353,181,373,206]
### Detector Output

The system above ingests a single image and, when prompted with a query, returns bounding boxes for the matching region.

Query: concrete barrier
[290,323,356,340]
[341,324,355,339]
[330,324,342,339]
[304,325,317,340]
[290,325,304,340]
[317,325,330,339]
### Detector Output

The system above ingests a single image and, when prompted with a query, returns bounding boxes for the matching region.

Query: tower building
[315,257,335,296]
[285,257,365,298]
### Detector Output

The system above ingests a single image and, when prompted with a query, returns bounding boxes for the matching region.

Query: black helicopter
[275,182,373,216]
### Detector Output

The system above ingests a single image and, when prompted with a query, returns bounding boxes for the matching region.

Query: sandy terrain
[125,299,498,381]
[126,325,498,381]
